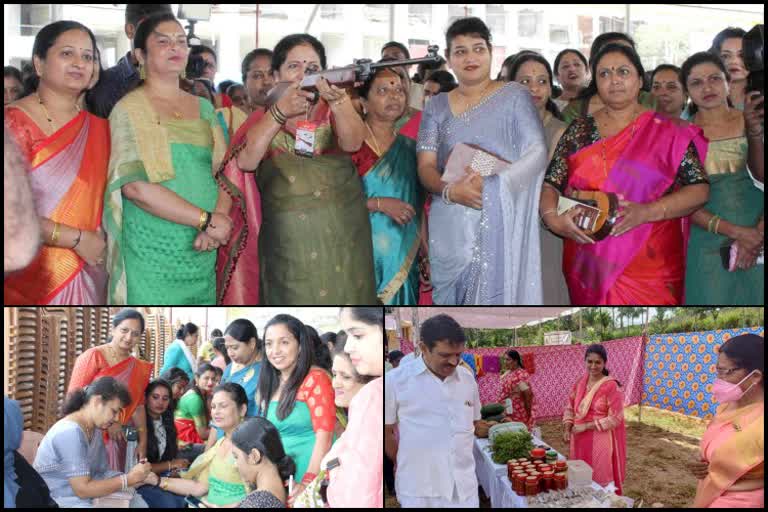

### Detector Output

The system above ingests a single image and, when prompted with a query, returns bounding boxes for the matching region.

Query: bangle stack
[708,215,721,234]
[121,473,128,491]
[747,126,764,139]
[51,222,61,244]
[441,183,454,205]
[198,209,212,232]
[269,104,287,125]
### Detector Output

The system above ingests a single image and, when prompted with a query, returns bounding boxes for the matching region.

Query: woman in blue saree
[351,67,424,305]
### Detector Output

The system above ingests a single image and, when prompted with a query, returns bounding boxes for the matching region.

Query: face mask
[712,369,759,403]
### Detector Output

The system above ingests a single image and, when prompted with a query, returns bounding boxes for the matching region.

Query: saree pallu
[563,376,627,494]
[564,112,708,304]
[417,82,548,304]
[355,136,422,304]
[104,89,226,304]
[214,109,261,304]
[254,101,376,304]
[68,347,153,472]
[4,109,109,304]
[694,402,763,508]
[685,137,763,304]
[182,437,247,506]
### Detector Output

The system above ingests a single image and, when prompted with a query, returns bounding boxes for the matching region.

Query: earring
[139,64,146,80]
[180,69,186,80]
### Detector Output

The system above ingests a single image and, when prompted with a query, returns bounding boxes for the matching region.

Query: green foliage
[491,430,535,464]
[463,307,763,347]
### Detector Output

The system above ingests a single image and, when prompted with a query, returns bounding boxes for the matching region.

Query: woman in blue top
[160,323,199,381]
[207,318,263,447]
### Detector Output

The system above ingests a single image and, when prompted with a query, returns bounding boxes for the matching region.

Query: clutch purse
[557,190,619,241]
[442,143,511,183]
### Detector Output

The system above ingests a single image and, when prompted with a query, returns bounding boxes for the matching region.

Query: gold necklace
[36,91,81,130]
[364,120,395,156]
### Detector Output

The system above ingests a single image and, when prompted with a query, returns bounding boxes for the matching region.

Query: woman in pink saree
[540,43,710,305]
[563,344,627,494]
[689,334,763,508]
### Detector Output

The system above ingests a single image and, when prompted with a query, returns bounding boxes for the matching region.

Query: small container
[555,460,568,473]
[531,448,546,462]
[514,473,528,496]
[517,458,529,464]
[525,475,539,496]
[539,464,552,474]
[542,471,555,492]
[553,472,568,491]
[546,450,558,464]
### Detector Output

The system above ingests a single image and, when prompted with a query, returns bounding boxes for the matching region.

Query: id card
[295,121,317,158]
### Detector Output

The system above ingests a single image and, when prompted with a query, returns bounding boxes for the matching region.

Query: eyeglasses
[715,367,742,377]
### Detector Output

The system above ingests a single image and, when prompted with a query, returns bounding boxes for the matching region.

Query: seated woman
[33,376,156,507]
[230,417,296,508]
[157,383,249,506]
[211,336,231,372]
[135,380,189,508]
[174,364,216,463]
[159,367,190,405]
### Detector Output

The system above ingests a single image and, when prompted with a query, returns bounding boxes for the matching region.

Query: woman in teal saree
[351,68,424,305]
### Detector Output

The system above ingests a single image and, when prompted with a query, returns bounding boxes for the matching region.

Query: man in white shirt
[385,314,481,508]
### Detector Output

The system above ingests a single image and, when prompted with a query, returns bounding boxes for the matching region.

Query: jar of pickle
[546,450,558,464]
[525,475,539,496]
[554,472,568,491]
[514,473,527,496]
[530,448,546,463]
[539,464,552,474]
[541,471,554,492]
[555,461,568,474]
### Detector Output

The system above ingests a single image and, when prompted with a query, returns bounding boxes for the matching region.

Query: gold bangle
[714,217,722,235]
[376,197,381,212]
[51,222,61,244]
[198,209,207,231]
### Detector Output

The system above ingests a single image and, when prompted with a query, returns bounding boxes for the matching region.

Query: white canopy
[398,307,580,329]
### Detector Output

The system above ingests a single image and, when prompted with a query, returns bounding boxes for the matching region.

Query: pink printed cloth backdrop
[399,337,646,421]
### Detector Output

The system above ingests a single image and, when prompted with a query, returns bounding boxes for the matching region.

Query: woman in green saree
[351,66,424,304]
[682,52,764,304]
[104,13,232,304]
[229,33,376,304]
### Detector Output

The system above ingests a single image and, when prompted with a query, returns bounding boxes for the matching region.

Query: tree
[655,307,674,331]
[597,310,611,339]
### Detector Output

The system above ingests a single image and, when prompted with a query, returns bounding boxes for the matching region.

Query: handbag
[557,190,619,241]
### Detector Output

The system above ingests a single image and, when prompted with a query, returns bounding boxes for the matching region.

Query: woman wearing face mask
[689,334,763,508]
[563,344,627,494]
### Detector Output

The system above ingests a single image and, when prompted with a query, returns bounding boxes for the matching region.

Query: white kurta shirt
[385,355,481,501]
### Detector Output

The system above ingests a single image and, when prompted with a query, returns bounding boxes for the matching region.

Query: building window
[486,5,507,36]
[550,25,570,45]
[320,4,344,21]
[599,16,625,34]
[364,4,389,24]
[20,4,52,36]
[408,4,431,27]
[448,5,473,26]
[518,9,543,38]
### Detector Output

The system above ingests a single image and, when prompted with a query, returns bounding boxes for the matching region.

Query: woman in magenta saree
[563,344,627,494]
[540,44,710,305]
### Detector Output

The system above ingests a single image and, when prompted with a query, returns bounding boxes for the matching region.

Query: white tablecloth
[473,435,604,508]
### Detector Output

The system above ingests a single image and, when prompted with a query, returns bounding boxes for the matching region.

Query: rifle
[264,45,442,107]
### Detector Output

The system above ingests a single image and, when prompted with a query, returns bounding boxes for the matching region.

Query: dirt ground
[385,405,707,508]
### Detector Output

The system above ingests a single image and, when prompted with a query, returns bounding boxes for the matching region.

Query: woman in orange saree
[540,43,710,305]
[690,334,763,508]
[68,309,153,473]
[563,344,627,494]
[3,21,108,304]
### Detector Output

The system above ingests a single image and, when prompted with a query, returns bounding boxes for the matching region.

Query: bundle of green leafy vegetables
[491,430,534,464]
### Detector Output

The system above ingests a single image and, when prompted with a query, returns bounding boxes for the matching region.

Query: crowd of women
[2,3,763,305]
[4,306,384,508]
[385,312,763,508]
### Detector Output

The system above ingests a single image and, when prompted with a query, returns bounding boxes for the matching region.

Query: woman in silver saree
[417,17,548,304]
